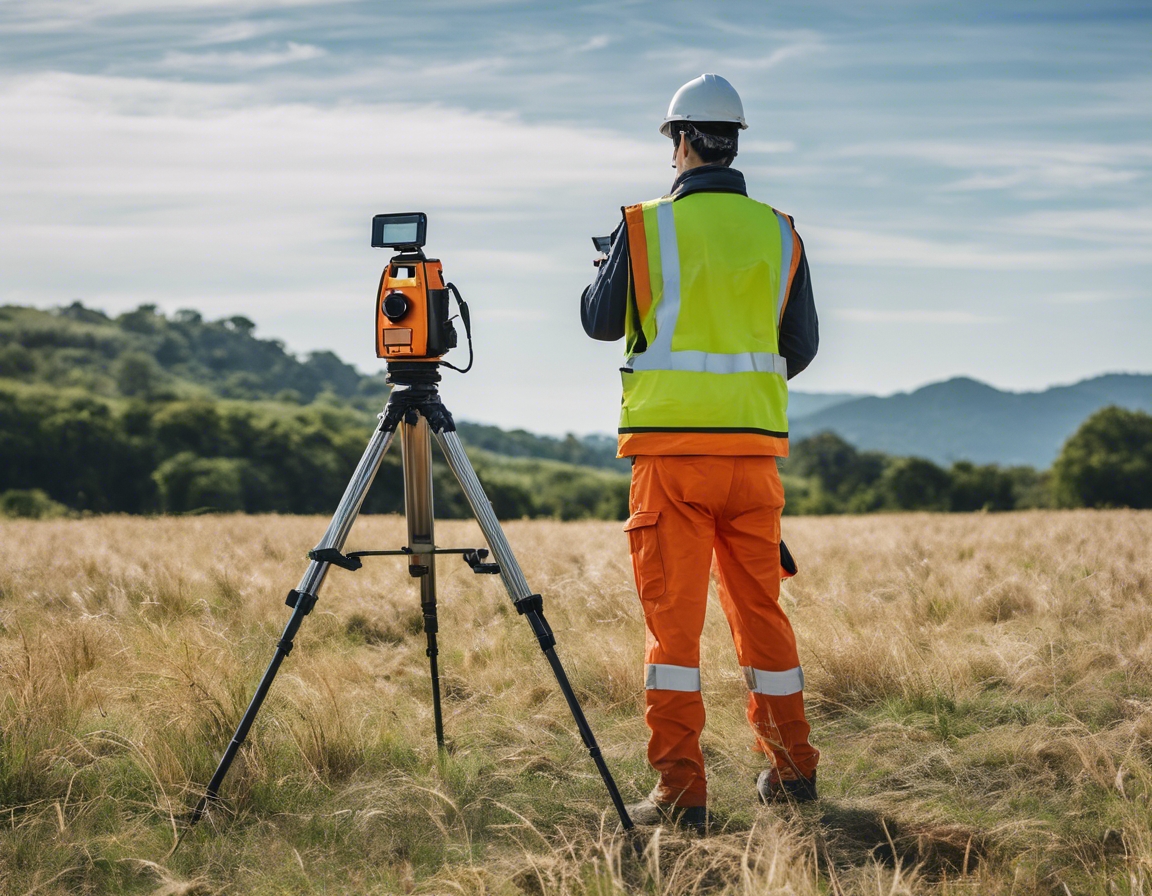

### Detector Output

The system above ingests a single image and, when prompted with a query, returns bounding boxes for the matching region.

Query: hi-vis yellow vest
[618,192,800,458]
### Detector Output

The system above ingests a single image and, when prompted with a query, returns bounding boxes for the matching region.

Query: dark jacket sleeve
[580,219,629,341]
[778,232,818,379]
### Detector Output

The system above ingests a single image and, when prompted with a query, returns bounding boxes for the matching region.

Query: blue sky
[1,1,1149,434]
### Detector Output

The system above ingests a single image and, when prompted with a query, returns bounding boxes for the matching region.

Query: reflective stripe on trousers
[645,663,701,691]
[644,663,803,696]
[743,665,804,695]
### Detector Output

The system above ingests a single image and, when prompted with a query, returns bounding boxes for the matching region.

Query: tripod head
[373,213,473,373]
[385,359,443,389]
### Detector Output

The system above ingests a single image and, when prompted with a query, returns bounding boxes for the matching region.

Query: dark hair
[671,121,740,166]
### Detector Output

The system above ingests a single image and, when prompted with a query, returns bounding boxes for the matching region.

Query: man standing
[581,74,820,832]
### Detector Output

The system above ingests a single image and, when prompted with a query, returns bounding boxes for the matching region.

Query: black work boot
[626,794,709,835]
[757,767,817,804]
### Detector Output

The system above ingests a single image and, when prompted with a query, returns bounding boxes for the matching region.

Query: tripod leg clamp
[285,589,318,614]
[514,594,556,651]
[463,549,500,575]
[308,548,363,571]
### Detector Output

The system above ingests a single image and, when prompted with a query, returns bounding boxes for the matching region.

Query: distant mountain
[791,374,1152,467]
[789,391,865,419]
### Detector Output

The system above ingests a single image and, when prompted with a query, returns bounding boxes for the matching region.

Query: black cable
[439,282,473,374]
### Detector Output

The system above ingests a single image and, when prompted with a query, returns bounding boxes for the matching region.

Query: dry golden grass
[1,509,1151,894]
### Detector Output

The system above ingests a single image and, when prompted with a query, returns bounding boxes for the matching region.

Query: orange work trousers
[625,455,818,808]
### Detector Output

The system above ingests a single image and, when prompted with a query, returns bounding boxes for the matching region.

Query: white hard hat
[660,73,748,137]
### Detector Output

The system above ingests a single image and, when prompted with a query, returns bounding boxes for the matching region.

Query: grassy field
[2,510,1151,895]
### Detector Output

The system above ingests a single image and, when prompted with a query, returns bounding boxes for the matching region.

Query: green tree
[153,453,250,513]
[0,344,35,378]
[113,351,162,397]
[880,457,951,511]
[1052,406,1152,508]
[118,304,161,334]
[783,431,886,510]
[948,461,1016,512]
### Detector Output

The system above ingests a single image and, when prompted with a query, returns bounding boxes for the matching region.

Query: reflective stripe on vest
[627,198,792,378]
[619,193,793,442]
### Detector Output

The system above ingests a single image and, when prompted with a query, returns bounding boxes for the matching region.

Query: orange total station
[375,252,457,360]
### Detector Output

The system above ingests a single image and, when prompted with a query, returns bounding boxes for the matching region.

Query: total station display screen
[380,221,417,243]
[372,212,427,249]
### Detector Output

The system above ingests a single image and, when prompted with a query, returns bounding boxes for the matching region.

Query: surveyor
[581,74,820,833]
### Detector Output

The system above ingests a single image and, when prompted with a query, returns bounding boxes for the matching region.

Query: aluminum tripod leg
[400,416,445,749]
[434,429,635,831]
[189,423,397,825]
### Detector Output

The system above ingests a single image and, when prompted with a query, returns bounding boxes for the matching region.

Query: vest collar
[669,165,747,200]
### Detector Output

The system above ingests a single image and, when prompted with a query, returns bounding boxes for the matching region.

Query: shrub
[153,453,260,513]
[881,457,952,511]
[1052,406,1152,508]
[949,461,1017,512]
[0,489,71,519]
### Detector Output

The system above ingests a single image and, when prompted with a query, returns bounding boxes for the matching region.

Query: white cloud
[739,40,823,71]
[1045,290,1136,305]
[196,20,283,45]
[1003,208,1152,246]
[802,223,1151,271]
[642,32,826,78]
[576,34,611,53]
[161,42,326,71]
[478,307,550,322]
[451,250,581,276]
[740,140,795,154]
[840,140,1152,196]
[0,1,351,33]
[0,72,654,209]
[835,309,1005,325]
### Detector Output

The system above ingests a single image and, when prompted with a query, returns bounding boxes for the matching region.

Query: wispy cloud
[478,307,551,322]
[840,140,1152,196]
[1003,208,1152,245]
[1045,289,1137,305]
[835,309,1005,325]
[575,34,611,53]
[642,32,825,78]
[740,140,795,154]
[0,0,353,33]
[803,223,1151,271]
[161,42,326,71]
[196,20,284,45]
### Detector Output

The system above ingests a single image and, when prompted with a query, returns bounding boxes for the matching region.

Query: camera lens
[382,292,409,322]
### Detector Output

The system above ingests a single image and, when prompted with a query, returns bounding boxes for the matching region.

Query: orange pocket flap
[624,510,660,531]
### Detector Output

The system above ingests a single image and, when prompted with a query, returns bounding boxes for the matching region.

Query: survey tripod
[188,361,634,831]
